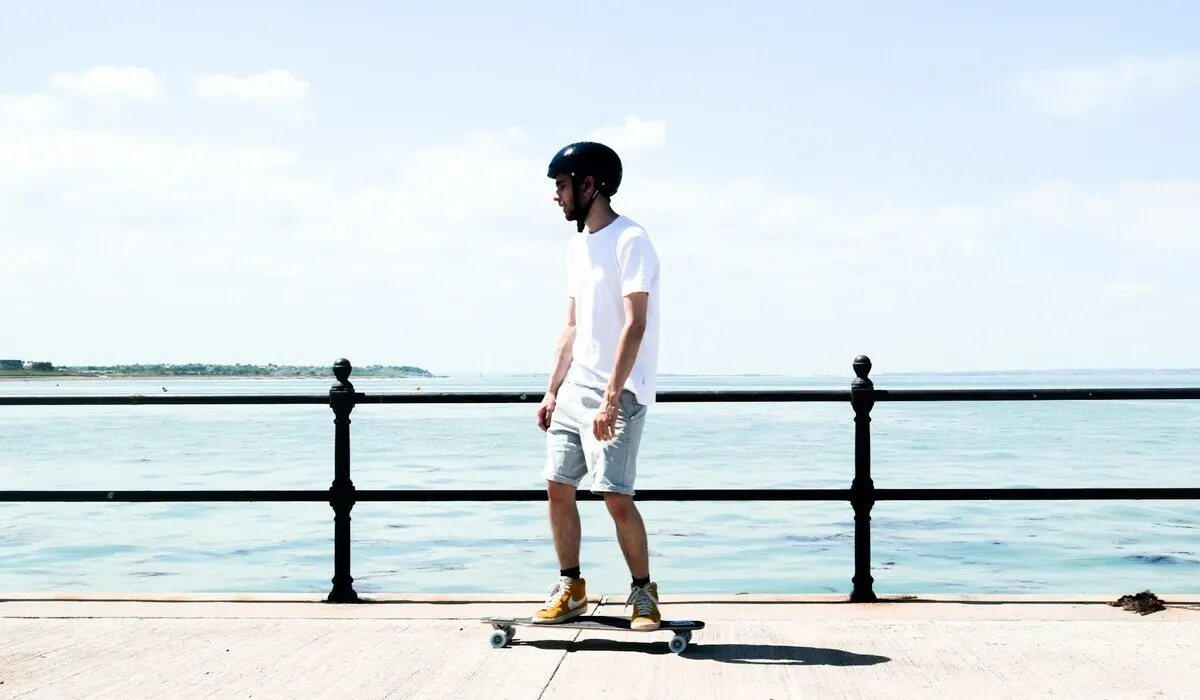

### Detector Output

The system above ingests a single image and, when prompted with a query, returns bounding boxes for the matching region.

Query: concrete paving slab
[0,617,569,700]
[596,591,1200,622]
[1,594,1197,699]
[0,592,593,621]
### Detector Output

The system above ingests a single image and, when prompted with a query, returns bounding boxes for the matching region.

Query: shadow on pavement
[513,638,890,666]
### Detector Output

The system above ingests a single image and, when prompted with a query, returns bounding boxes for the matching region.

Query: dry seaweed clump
[1109,590,1167,615]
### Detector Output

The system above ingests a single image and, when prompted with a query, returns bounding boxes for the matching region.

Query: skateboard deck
[482,614,704,654]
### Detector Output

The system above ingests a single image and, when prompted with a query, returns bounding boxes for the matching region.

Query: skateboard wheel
[669,634,688,655]
[489,629,509,649]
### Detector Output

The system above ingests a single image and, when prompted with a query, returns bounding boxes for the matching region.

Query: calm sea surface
[2,370,1198,597]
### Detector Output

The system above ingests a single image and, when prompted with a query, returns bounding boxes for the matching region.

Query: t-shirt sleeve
[617,232,659,296]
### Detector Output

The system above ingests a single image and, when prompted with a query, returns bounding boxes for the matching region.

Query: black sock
[632,575,650,588]
[560,566,581,580]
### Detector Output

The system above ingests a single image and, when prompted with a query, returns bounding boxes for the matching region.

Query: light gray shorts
[542,381,648,496]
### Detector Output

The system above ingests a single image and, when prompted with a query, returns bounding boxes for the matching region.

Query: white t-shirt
[564,215,660,407]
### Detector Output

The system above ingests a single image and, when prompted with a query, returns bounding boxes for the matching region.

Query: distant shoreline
[0,374,432,381]
[0,365,436,380]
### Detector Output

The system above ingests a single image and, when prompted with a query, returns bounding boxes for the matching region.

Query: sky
[1,1,1198,377]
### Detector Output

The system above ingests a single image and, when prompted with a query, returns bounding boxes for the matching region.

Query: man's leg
[605,493,649,581]
[585,387,661,631]
[534,382,590,623]
[548,480,581,573]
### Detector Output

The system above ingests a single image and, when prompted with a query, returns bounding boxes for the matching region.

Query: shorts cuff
[590,484,636,496]
[543,472,582,488]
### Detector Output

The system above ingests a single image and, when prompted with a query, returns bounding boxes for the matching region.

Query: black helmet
[547,141,622,196]
[547,141,623,232]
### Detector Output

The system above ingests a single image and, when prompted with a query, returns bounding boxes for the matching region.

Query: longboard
[482,614,705,654]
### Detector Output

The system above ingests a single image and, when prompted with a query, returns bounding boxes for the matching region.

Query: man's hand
[593,394,619,442]
[536,392,557,432]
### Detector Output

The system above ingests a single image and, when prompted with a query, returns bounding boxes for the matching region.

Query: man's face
[553,173,574,220]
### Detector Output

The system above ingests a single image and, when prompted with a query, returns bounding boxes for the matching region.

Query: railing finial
[333,358,352,386]
[853,355,872,383]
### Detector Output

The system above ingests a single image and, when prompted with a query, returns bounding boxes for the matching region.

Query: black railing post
[849,354,878,602]
[327,358,359,603]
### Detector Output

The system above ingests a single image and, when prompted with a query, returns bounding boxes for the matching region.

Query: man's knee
[547,480,576,504]
[603,492,636,520]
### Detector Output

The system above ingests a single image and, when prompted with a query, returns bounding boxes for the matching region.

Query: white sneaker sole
[530,606,586,624]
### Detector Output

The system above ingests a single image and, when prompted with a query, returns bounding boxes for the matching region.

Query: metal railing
[3,355,1199,603]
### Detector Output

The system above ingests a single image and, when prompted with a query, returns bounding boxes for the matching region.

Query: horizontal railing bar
[360,488,848,501]
[2,487,1197,503]
[3,387,1200,407]
[0,490,333,502]
[875,487,1200,500]
[0,489,850,502]
[0,395,331,406]
[357,390,854,404]
[874,388,1200,402]
[0,389,852,406]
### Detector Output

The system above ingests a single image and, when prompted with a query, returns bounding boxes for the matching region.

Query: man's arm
[604,291,647,403]
[604,231,658,404]
[546,297,576,396]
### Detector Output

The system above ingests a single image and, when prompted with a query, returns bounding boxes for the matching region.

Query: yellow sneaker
[627,581,661,631]
[532,576,588,623]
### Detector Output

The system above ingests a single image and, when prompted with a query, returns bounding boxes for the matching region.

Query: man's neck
[585,206,619,234]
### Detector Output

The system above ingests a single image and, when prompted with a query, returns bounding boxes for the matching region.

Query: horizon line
[11,366,1200,378]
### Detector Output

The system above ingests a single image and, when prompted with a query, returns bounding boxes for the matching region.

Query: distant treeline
[1,363,435,378]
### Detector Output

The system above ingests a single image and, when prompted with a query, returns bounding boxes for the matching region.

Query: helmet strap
[571,177,599,233]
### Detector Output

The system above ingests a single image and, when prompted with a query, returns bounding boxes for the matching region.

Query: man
[533,141,663,631]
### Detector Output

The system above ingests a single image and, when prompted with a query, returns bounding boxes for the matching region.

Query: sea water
[1,370,1198,597]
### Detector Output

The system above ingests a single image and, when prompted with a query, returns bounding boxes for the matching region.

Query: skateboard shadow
[513,639,890,666]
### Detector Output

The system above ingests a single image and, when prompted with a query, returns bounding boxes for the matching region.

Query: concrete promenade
[2,591,1199,699]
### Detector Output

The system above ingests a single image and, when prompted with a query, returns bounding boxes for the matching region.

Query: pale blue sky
[2,1,1198,376]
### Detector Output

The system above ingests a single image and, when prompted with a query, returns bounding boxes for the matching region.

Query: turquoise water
[1,370,1198,597]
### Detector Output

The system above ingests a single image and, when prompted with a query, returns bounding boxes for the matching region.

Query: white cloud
[587,115,666,152]
[3,104,1192,288]
[0,93,62,124]
[1,97,1197,373]
[1010,55,1199,116]
[1104,282,1160,297]
[0,107,966,369]
[0,125,302,196]
[48,65,161,102]
[194,69,310,104]
[1007,179,1200,250]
